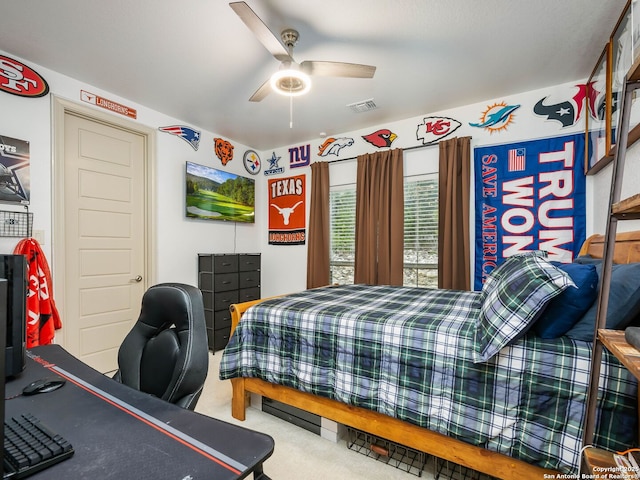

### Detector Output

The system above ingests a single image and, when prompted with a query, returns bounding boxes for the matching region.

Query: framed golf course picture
[185,161,255,223]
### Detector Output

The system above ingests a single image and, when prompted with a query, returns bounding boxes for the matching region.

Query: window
[329,174,438,287]
[329,185,356,285]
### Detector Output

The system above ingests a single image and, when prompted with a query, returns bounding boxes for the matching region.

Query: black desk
[5,345,274,479]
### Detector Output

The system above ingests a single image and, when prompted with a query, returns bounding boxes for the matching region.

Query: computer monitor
[0,255,26,379]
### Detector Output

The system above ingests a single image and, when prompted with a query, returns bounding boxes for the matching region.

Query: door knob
[133,275,142,282]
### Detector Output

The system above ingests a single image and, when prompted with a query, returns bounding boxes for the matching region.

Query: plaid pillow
[474,254,574,363]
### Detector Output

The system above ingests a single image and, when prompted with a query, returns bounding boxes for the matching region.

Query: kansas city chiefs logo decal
[416,116,461,145]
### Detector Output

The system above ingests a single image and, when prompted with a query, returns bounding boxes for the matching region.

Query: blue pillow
[533,263,598,338]
[572,255,603,265]
[565,262,640,341]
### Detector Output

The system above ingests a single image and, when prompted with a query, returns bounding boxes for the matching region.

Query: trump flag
[473,133,586,290]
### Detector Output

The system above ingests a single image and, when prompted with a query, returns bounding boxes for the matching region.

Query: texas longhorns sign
[268,174,306,245]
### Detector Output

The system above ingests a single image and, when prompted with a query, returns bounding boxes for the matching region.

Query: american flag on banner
[508,148,526,171]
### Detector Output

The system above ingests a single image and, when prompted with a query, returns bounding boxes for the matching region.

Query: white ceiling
[0,0,628,150]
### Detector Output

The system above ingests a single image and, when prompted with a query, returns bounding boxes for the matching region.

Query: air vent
[347,98,377,113]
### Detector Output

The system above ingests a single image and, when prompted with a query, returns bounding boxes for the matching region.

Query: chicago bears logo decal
[416,117,461,145]
[0,55,49,98]
[214,138,234,166]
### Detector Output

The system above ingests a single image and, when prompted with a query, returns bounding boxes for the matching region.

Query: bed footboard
[227,297,557,480]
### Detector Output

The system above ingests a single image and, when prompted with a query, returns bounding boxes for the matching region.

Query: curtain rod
[325,142,437,164]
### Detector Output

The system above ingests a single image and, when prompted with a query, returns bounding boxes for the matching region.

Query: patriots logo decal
[158,125,201,150]
[318,137,354,157]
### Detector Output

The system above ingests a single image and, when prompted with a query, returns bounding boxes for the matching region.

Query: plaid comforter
[219,284,638,473]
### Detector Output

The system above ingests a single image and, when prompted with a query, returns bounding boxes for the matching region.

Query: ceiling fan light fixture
[270,68,311,97]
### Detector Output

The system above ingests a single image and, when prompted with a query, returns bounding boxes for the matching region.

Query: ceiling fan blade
[300,61,376,78]
[229,2,292,63]
[249,79,272,102]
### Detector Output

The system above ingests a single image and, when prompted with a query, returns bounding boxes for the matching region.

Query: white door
[57,106,149,373]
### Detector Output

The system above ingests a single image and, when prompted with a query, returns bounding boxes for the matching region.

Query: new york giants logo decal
[289,144,310,168]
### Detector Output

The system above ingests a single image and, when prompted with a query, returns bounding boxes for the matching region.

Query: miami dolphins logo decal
[469,102,520,133]
[416,117,461,145]
[318,137,354,157]
[362,129,397,148]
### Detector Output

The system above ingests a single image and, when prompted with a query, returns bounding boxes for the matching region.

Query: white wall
[0,50,264,292]
[256,81,602,295]
[1,49,622,303]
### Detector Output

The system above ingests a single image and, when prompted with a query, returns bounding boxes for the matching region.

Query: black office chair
[113,283,209,410]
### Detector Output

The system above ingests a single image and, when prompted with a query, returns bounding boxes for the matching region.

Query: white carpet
[195,351,437,480]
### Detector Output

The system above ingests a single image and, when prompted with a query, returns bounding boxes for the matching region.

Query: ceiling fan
[229,1,376,102]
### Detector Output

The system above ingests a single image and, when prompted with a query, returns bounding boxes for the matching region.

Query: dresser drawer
[214,290,239,311]
[214,326,231,351]
[214,309,232,330]
[204,308,214,330]
[199,272,213,292]
[239,270,260,289]
[214,272,238,292]
[238,254,260,272]
[213,254,238,273]
[239,287,260,303]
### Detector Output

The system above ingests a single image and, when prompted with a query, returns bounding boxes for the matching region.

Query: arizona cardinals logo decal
[362,129,397,148]
[469,102,520,133]
[416,117,461,145]
[158,125,201,150]
[318,137,354,157]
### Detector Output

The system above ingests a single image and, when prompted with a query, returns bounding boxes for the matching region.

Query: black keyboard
[3,414,74,479]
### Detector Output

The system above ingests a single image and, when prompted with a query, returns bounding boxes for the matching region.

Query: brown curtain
[438,136,471,290]
[354,148,404,285]
[306,161,331,288]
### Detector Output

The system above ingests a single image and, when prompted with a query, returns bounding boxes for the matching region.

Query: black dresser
[198,253,261,351]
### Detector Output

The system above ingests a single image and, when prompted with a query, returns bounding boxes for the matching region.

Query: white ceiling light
[270,64,311,97]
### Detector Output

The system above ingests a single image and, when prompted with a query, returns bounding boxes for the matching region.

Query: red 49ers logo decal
[0,55,49,98]
[416,116,461,145]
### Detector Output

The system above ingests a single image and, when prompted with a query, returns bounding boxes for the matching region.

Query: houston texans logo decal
[416,117,461,145]
[533,84,603,127]
[318,137,354,157]
[158,125,201,150]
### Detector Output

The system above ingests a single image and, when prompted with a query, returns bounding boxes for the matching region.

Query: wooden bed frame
[228,231,640,480]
